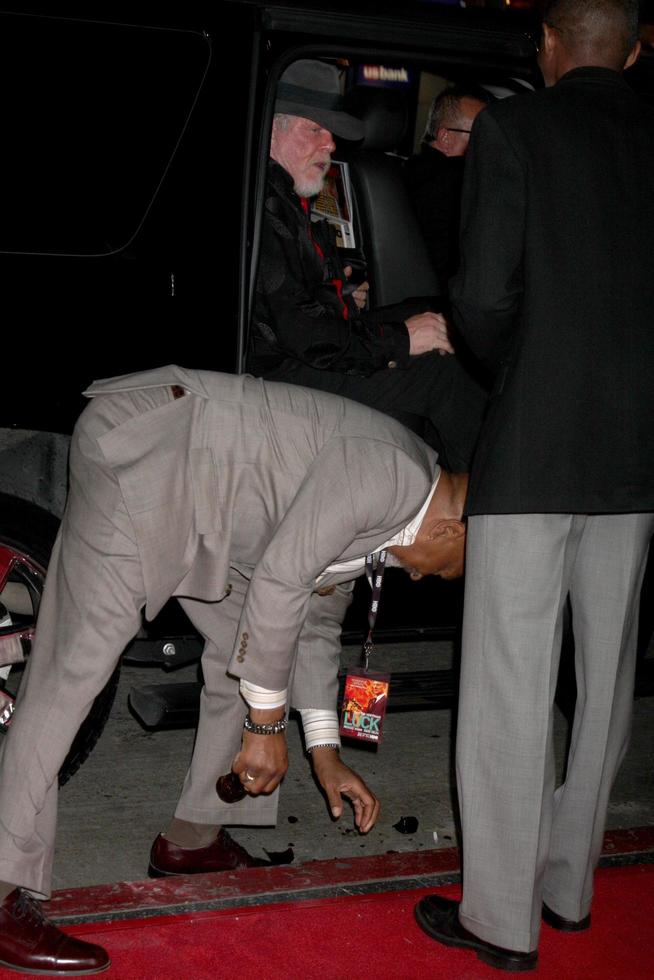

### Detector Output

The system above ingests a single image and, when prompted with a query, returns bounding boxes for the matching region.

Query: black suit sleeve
[450,111,526,372]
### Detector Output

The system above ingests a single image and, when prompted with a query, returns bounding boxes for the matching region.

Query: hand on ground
[311,747,381,833]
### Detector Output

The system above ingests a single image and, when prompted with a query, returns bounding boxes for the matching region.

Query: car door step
[128,669,460,729]
[128,660,654,730]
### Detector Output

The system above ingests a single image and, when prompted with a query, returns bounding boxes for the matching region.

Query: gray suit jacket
[85,366,438,692]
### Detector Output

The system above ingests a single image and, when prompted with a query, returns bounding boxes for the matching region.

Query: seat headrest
[344,87,408,151]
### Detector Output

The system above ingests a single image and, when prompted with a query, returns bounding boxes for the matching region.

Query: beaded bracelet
[243,713,287,735]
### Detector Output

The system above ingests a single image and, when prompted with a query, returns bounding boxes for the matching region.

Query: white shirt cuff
[299,709,341,751]
[239,679,287,710]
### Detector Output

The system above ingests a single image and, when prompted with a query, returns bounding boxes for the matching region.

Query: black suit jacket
[404,144,465,294]
[451,67,654,515]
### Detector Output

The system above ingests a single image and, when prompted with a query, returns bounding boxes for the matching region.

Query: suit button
[242,632,249,641]
[387,360,397,369]
[237,655,245,663]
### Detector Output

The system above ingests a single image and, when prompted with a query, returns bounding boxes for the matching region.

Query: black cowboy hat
[275,59,364,141]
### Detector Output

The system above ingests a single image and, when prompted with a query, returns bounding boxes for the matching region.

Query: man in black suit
[404,85,489,293]
[415,0,654,971]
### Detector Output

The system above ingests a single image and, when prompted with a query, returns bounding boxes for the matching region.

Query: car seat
[340,86,440,309]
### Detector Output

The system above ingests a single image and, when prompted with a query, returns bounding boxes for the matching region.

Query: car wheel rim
[0,543,45,698]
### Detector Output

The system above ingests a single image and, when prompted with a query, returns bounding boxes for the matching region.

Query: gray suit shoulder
[84,364,206,397]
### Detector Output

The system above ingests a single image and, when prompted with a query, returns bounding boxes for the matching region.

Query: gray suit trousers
[456,513,653,952]
[0,389,152,898]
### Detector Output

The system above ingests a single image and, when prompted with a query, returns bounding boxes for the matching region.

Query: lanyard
[361,550,387,671]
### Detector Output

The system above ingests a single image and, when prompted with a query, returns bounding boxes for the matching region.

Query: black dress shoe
[0,889,109,975]
[542,902,591,932]
[414,894,538,973]
[148,828,268,877]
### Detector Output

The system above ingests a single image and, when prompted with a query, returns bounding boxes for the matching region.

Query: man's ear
[624,40,641,71]
[428,518,466,540]
[436,127,450,151]
[541,22,557,56]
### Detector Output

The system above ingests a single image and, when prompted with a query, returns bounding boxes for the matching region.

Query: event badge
[339,670,390,744]
[339,550,390,743]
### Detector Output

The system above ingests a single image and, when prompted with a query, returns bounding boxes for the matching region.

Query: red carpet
[4,863,651,979]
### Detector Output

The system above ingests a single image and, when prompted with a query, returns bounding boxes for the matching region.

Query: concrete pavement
[52,641,654,892]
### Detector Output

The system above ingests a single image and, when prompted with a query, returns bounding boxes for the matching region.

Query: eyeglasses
[445,127,472,134]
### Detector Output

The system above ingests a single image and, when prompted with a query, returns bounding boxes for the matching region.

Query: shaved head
[542,0,640,69]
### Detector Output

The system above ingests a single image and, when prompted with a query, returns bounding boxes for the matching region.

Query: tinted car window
[0,10,210,256]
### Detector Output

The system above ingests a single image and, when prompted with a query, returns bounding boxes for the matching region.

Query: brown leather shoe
[0,889,109,975]
[415,894,538,972]
[148,828,268,877]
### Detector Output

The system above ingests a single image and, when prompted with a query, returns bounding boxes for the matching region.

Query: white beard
[294,172,327,198]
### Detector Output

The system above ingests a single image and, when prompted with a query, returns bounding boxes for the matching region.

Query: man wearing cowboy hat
[249,59,487,473]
